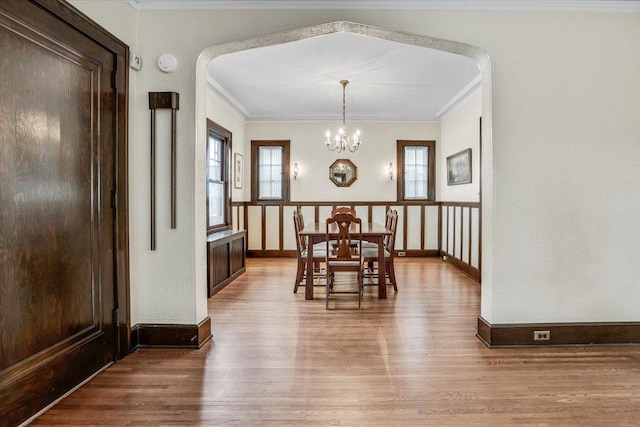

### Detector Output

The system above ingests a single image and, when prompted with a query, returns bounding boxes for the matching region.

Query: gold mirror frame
[329,159,357,187]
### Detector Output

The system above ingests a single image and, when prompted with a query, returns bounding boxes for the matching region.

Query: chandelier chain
[342,81,346,126]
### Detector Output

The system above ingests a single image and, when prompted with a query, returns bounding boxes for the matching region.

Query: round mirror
[329,159,357,187]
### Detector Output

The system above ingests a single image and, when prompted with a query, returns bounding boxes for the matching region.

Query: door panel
[0,1,119,425]
[1,23,99,369]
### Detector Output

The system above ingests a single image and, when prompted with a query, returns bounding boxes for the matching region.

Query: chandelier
[324,80,361,153]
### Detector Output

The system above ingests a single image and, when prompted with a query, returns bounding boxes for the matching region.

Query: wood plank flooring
[32,258,640,426]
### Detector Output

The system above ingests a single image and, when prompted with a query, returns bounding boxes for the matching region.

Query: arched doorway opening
[194,20,493,323]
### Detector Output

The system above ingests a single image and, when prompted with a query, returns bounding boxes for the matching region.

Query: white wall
[245,121,440,201]
[206,94,248,202]
[439,89,481,202]
[70,2,640,327]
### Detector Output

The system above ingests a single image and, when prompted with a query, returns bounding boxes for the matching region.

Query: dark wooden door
[0,1,123,425]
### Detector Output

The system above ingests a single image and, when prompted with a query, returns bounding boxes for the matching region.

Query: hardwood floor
[33,258,640,426]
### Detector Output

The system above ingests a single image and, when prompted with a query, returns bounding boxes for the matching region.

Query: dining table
[298,221,392,300]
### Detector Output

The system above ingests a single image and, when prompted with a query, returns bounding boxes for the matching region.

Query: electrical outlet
[398,251,406,257]
[534,330,550,341]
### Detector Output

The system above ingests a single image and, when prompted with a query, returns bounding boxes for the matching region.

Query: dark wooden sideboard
[207,230,246,297]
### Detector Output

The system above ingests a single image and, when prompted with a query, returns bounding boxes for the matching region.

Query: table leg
[305,236,315,300]
[378,235,387,299]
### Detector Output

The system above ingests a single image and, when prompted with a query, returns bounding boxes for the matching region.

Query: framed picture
[233,153,243,189]
[446,148,472,185]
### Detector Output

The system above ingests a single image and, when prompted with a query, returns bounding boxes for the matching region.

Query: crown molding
[127,0,640,12]
[437,75,482,121]
[206,76,249,121]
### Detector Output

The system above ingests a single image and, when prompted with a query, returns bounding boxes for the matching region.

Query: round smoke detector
[157,53,178,73]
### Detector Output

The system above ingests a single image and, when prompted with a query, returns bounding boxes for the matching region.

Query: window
[397,140,436,201]
[258,146,282,198]
[207,119,231,232]
[251,140,290,201]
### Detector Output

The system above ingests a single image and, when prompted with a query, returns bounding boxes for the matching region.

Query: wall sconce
[293,162,299,179]
[388,162,394,180]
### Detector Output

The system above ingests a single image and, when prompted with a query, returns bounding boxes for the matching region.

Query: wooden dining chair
[293,209,326,293]
[325,212,364,309]
[361,208,394,250]
[363,209,399,292]
[361,208,394,272]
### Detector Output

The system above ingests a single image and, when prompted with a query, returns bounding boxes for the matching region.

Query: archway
[195,20,493,323]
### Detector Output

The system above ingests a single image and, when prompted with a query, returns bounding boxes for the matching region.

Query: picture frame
[446,148,472,186]
[234,153,243,189]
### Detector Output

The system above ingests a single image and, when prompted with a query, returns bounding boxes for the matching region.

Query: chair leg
[358,270,363,309]
[325,272,332,310]
[293,259,305,293]
[386,259,398,292]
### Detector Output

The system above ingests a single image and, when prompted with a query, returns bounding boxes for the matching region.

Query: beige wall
[440,89,481,202]
[70,1,640,326]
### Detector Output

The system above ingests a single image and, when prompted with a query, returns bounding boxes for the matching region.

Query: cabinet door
[230,236,246,275]
[209,244,230,292]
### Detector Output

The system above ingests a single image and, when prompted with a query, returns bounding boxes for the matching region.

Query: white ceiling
[207,32,481,122]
